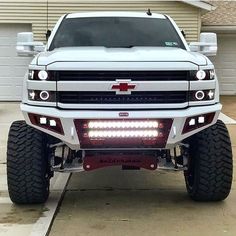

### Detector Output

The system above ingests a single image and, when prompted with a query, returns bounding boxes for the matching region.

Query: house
[0,0,214,101]
[202,0,236,95]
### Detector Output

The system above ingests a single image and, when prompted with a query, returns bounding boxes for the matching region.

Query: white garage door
[0,24,32,101]
[210,34,236,95]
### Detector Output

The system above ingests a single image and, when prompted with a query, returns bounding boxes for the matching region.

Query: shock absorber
[166,149,172,163]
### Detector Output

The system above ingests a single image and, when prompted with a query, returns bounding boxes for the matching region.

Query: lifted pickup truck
[7,11,233,204]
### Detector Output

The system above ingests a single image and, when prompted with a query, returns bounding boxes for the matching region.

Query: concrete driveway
[0,103,69,236]
[49,126,236,236]
[0,98,235,236]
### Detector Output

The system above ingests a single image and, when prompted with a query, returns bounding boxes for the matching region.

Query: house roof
[181,0,215,11]
[202,1,236,26]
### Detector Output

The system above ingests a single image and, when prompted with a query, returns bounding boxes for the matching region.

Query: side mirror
[189,32,217,56]
[16,32,45,57]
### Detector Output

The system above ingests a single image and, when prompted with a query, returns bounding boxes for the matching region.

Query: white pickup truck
[7,11,233,204]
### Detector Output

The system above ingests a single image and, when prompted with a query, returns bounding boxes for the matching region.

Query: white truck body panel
[21,103,221,150]
[38,47,207,66]
[21,11,221,150]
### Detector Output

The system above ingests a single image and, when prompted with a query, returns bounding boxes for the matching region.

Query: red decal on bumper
[83,154,158,171]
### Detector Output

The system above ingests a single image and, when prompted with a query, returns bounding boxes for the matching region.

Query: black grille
[56,70,191,81]
[58,91,188,104]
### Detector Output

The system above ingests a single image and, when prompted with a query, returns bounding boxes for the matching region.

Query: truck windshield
[49,17,185,50]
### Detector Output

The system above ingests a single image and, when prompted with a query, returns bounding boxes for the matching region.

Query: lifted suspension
[49,143,189,173]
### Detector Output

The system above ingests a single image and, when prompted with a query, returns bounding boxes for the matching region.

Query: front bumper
[21,103,222,150]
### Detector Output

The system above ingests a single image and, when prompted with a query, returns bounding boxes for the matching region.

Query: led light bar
[88,130,159,138]
[74,118,173,149]
[88,120,159,129]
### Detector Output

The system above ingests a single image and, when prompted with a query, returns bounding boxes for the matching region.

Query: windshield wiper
[105,45,135,48]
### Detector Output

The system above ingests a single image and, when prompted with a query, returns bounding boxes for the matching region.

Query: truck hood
[36,47,208,66]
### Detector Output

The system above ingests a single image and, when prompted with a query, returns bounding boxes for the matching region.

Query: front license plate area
[83,153,158,171]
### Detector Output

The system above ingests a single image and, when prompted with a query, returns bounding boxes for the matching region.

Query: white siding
[0,1,200,43]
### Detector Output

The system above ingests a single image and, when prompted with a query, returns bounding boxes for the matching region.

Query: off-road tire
[184,120,233,201]
[7,121,50,204]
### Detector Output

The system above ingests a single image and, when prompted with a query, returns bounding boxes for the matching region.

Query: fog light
[196,70,206,80]
[50,120,57,127]
[40,117,47,124]
[28,113,64,135]
[39,91,50,101]
[189,119,195,126]
[198,116,205,124]
[195,91,205,100]
[38,70,48,80]
[182,113,215,134]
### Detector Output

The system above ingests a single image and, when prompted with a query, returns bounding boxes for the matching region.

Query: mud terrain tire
[7,121,50,204]
[185,120,233,201]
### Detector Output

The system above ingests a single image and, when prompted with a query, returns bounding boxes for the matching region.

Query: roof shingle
[202,1,236,26]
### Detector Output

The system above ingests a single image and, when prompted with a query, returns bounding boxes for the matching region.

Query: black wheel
[7,121,51,204]
[184,120,233,201]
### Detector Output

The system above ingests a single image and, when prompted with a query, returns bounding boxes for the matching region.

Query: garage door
[0,24,32,101]
[210,34,236,95]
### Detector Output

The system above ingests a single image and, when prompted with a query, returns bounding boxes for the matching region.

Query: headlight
[28,70,54,81]
[39,91,50,100]
[190,90,215,101]
[194,69,215,80]
[38,70,48,80]
[28,90,56,102]
[195,90,205,100]
[196,70,206,80]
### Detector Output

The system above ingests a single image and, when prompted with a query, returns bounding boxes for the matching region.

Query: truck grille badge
[111,80,136,94]
[119,112,129,117]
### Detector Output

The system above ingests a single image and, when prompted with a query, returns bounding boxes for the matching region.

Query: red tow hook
[83,154,158,171]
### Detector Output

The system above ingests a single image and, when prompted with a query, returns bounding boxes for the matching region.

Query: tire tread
[185,120,233,201]
[7,121,49,204]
